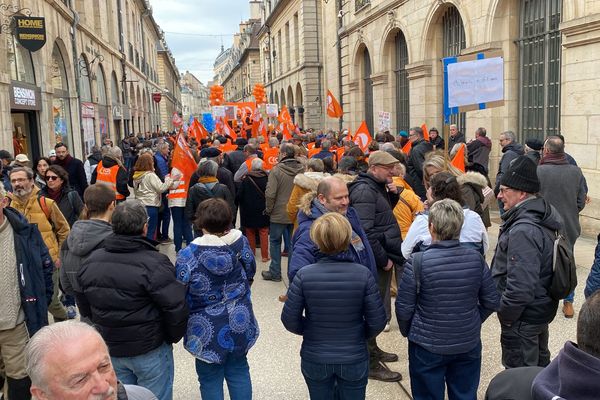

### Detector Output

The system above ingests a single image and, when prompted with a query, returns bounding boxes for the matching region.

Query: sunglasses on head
[45,175,59,181]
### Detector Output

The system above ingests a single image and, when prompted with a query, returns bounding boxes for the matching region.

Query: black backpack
[517,221,577,301]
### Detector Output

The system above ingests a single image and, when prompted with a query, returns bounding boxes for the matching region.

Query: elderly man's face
[31,333,118,400]
[10,170,34,198]
[497,185,526,211]
[449,125,458,137]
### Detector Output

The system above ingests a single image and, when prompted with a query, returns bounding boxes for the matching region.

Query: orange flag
[326,90,343,118]
[352,121,372,153]
[335,147,345,162]
[168,133,197,200]
[451,143,466,172]
[282,123,292,141]
[402,141,412,155]
[308,147,320,158]
[219,118,237,141]
[421,123,430,141]
[278,105,292,125]
[307,142,316,150]
[262,147,279,171]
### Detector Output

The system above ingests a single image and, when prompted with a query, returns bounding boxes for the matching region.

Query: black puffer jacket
[76,234,189,357]
[281,254,386,364]
[491,196,561,325]
[407,138,434,199]
[185,181,235,223]
[348,172,404,268]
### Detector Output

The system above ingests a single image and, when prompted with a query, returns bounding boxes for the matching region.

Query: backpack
[516,221,577,301]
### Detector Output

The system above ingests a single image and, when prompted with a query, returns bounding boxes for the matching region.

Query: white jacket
[133,171,174,207]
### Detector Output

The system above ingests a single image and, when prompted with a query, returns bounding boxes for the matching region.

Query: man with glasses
[494,131,524,215]
[348,151,404,382]
[491,156,562,369]
[7,167,70,324]
[406,126,433,200]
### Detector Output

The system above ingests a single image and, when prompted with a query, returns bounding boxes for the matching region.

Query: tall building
[157,40,181,132]
[0,0,180,160]
[181,71,210,122]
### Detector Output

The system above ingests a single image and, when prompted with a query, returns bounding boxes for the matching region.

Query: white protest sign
[447,57,504,108]
[378,111,391,131]
[212,106,225,118]
[266,103,279,118]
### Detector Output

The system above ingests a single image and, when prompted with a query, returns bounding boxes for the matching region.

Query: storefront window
[97,66,110,143]
[51,45,72,148]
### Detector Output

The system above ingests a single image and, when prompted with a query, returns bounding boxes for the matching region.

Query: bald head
[544,136,565,154]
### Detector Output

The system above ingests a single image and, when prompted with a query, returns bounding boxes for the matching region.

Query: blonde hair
[309,212,352,255]
[428,198,464,241]
[422,151,462,188]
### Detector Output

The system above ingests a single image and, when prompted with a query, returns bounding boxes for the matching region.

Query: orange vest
[245,158,253,171]
[168,180,188,200]
[96,161,125,200]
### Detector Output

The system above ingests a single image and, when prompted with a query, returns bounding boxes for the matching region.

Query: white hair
[26,321,105,390]
[251,158,264,171]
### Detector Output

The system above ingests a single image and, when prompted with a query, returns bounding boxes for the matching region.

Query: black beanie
[500,155,540,193]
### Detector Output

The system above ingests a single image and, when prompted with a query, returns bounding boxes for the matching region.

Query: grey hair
[544,136,565,154]
[409,126,424,138]
[248,138,259,146]
[197,159,218,177]
[428,198,464,241]
[26,321,106,390]
[380,142,395,152]
[307,158,324,172]
[501,130,516,143]
[111,199,148,235]
[212,139,221,147]
[251,158,264,171]
[321,140,331,151]
[9,166,34,180]
[268,137,279,147]
[157,142,170,151]
[280,143,296,159]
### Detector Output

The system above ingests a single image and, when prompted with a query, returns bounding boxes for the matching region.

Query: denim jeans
[146,206,159,240]
[171,206,193,252]
[500,321,550,368]
[301,359,368,400]
[268,223,292,279]
[564,291,575,303]
[111,342,174,400]
[409,341,481,400]
[195,354,252,400]
[157,193,171,240]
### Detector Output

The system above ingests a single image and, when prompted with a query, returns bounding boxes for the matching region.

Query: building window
[518,0,562,141]
[395,31,409,133]
[442,6,466,134]
[355,0,370,12]
[285,22,291,71]
[7,35,35,84]
[51,44,72,149]
[363,48,374,135]
[293,14,299,65]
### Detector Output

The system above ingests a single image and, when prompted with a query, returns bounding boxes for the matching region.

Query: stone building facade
[181,71,210,121]
[315,0,600,234]
[0,0,180,160]
[157,42,181,132]
[258,0,324,129]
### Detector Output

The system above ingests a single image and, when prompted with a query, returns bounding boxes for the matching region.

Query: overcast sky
[149,0,251,84]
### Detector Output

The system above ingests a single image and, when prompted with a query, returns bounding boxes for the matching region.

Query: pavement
[159,211,596,399]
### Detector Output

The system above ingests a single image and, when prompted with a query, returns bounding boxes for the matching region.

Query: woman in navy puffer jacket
[281,212,386,400]
[396,199,499,400]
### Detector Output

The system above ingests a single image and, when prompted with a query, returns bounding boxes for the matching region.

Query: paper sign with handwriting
[447,57,504,108]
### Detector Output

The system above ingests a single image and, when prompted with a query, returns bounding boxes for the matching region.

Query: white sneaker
[383,323,390,332]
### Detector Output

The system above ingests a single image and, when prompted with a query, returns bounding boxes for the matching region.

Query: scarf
[53,154,73,167]
[539,152,568,165]
[198,176,218,184]
[46,186,63,202]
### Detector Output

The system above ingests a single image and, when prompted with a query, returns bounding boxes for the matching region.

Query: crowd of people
[0,122,598,400]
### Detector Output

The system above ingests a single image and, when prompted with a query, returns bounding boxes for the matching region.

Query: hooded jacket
[494,142,525,195]
[4,207,54,336]
[175,230,258,365]
[348,172,404,268]
[265,157,304,224]
[458,171,491,228]
[532,341,600,400]
[91,156,130,199]
[132,171,174,207]
[467,135,492,172]
[288,191,377,283]
[59,219,112,296]
[76,234,189,357]
[282,253,386,365]
[286,171,330,225]
[236,170,270,228]
[491,196,561,325]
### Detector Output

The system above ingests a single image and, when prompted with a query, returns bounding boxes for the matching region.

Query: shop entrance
[11,110,40,161]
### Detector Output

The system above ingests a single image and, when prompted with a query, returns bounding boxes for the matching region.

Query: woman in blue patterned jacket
[176,198,259,400]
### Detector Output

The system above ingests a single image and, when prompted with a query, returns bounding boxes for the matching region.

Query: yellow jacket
[392,177,424,239]
[8,186,70,262]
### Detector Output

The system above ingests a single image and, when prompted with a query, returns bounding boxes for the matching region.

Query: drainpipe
[68,0,84,157]
[336,0,344,131]
[141,6,151,134]
[117,0,128,136]
[314,0,324,130]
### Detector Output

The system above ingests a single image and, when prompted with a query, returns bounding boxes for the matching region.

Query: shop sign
[112,104,122,119]
[10,82,41,110]
[81,102,95,118]
[14,16,47,52]
[152,93,162,103]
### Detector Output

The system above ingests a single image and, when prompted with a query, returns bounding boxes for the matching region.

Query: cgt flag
[451,143,466,172]
[353,121,372,153]
[326,90,343,119]
[168,133,197,201]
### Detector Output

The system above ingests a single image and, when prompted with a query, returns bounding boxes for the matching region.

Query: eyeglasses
[45,175,59,181]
